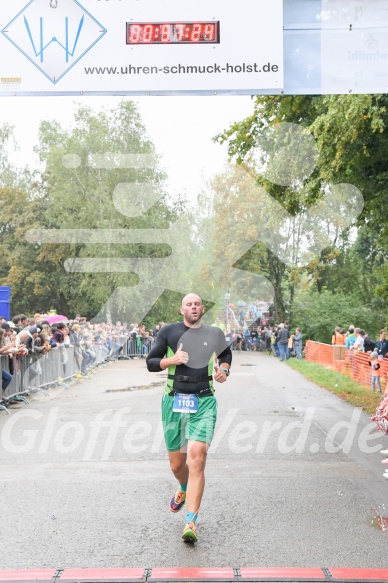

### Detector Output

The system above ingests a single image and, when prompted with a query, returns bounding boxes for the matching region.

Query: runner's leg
[185,440,209,513]
[168,450,189,485]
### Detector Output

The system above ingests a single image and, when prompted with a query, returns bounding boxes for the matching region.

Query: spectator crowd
[0,312,166,403]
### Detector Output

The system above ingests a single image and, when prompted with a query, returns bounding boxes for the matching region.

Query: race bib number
[173,393,198,413]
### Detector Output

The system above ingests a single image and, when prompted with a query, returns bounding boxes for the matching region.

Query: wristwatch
[219,367,230,376]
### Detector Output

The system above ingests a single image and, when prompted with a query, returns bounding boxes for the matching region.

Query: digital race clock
[126,22,220,45]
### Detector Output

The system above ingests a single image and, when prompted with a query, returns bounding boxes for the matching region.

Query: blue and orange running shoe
[169,487,186,513]
[182,521,197,543]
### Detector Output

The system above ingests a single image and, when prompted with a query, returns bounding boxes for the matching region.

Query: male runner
[146,293,232,543]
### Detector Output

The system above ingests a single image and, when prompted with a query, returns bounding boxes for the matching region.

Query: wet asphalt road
[0,352,387,570]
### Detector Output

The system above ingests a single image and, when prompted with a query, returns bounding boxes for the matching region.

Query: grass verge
[285,358,384,414]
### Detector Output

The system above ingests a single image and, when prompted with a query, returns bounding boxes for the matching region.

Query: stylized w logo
[23,15,85,63]
[1,0,106,84]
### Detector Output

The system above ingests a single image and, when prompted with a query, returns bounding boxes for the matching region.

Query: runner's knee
[187,452,207,473]
[169,457,186,474]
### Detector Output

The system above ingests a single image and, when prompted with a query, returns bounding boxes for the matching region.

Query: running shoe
[182,521,197,543]
[169,487,186,513]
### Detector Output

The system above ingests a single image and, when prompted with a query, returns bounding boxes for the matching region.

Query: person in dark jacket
[376,330,388,359]
[293,328,303,359]
[361,330,376,354]
[277,324,290,362]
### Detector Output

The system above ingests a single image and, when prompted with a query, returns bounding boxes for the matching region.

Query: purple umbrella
[46,314,68,324]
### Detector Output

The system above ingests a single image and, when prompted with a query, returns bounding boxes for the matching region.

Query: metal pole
[224,290,230,331]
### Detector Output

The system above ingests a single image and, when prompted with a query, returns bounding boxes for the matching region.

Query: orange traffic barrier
[305,341,388,391]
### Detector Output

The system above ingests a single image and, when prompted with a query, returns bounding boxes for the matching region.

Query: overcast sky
[0,95,254,203]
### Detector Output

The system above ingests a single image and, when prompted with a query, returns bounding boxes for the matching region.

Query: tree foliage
[0,101,187,320]
[213,94,388,334]
[291,289,383,344]
[1,94,388,338]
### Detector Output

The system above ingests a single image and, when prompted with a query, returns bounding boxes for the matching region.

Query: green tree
[291,289,383,344]
[214,94,388,323]
[33,100,186,321]
[0,186,54,313]
[0,124,19,188]
[197,163,286,319]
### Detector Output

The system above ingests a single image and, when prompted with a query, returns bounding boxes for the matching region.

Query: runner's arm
[217,346,232,368]
[146,327,188,371]
[214,344,232,383]
[146,327,168,372]
[215,328,232,368]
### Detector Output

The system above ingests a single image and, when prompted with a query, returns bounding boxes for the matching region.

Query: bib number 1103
[173,393,198,413]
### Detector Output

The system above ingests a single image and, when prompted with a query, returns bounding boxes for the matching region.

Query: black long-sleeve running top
[146,321,233,395]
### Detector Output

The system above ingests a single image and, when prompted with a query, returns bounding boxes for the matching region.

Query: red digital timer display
[126,22,220,45]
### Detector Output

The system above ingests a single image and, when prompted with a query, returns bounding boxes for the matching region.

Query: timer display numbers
[126,21,220,45]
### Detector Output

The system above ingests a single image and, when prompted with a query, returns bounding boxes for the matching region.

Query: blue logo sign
[2,0,107,84]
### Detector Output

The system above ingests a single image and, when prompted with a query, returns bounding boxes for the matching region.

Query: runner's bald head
[181,293,202,306]
[180,294,205,326]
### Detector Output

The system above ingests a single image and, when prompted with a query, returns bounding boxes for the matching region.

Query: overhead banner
[0,0,284,95]
[321,0,388,94]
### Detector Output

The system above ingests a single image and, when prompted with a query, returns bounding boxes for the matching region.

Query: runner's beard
[186,312,203,325]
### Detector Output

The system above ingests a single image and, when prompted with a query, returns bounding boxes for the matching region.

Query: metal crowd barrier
[109,335,154,359]
[108,338,123,359]
[1,354,20,408]
[122,335,154,358]
[0,343,107,413]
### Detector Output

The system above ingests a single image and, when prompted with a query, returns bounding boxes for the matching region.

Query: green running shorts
[161,393,218,451]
